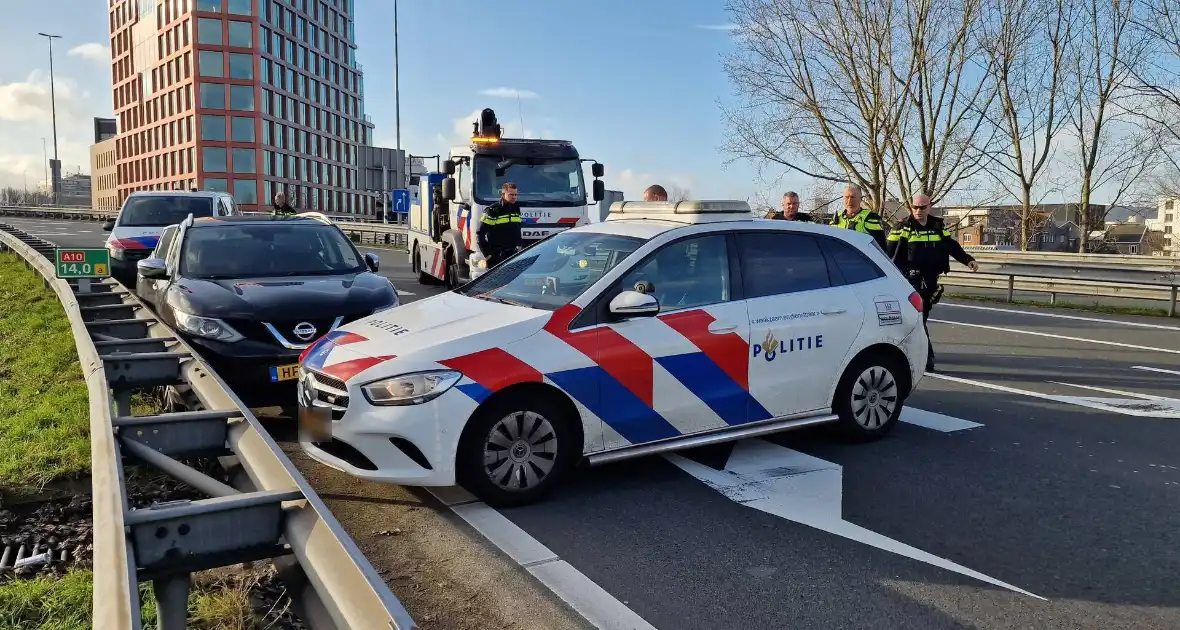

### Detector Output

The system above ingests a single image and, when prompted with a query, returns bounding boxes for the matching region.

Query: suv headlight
[361,370,462,406]
[174,310,244,343]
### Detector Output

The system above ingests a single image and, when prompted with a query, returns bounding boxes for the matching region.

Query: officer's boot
[926,340,936,373]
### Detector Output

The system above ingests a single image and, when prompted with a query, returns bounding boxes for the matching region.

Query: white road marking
[900,407,983,432]
[941,302,1180,332]
[427,486,657,630]
[1132,365,1180,377]
[395,289,415,296]
[926,372,1180,418]
[929,319,1180,355]
[667,439,1042,599]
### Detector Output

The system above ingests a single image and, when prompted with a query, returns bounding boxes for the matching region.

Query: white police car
[297,200,928,506]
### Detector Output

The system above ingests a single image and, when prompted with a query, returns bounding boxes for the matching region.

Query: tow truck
[407,108,605,288]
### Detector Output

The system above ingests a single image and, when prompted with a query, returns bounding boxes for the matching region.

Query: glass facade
[111,0,371,213]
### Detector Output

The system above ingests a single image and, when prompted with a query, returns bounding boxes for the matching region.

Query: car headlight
[360,370,462,406]
[173,310,244,343]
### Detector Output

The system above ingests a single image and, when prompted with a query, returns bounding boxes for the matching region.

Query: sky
[0,0,776,204]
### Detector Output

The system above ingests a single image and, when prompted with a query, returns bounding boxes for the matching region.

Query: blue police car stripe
[545,366,682,445]
[656,352,773,426]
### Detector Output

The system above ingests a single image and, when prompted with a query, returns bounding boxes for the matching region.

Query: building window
[232,148,257,173]
[234,179,258,204]
[200,115,226,141]
[231,117,255,142]
[228,53,254,79]
[205,177,229,192]
[227,0,253,15]
[228,20,253,47]
[198,51,223,77]
[197,18,223,44]
[203,147,228,172]
[229,85,255,111]
[196,0,222,12]
[199,83,226,109]
[263,179,273,202]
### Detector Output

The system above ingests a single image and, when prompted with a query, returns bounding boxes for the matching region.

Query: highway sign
[392,188,410,214]
[55,248,111,279]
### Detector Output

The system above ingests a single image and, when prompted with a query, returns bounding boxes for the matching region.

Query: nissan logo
[293,322,317,341]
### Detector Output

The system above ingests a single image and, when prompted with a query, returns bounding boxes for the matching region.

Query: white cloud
[695,23,739,31]
[0,71,87,124]
[614,168,697,201]
[478,87,538,99]
[67,43,110,64]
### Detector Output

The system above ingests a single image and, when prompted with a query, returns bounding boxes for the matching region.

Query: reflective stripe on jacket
[831,208,886,249]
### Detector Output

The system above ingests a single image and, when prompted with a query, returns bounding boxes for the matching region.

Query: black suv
[134,214,399,407]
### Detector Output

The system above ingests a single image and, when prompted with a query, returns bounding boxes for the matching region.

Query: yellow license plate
[270,363,301,382]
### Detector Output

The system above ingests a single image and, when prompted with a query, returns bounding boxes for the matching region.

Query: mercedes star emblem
[293,322,317,341]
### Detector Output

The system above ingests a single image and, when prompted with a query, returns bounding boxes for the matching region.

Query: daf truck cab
[407,108,605,288]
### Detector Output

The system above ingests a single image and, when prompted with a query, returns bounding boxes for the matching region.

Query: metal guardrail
[0,224,417,629]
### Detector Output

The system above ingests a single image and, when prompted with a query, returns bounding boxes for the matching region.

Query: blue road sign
[392,188,410,214]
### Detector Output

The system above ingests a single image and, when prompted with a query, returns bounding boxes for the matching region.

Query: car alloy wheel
[850,366,898,430]
[482,410,558,491]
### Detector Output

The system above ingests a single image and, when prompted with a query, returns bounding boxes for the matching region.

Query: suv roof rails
[181,213,195,228]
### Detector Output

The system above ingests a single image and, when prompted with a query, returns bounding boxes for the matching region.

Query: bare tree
[1065,0,1158,252]
[886,0,1002,205]
[1128,0,1180,198]
[668,186,693,203]
[977,0,1074,250]
[721,0,915,212]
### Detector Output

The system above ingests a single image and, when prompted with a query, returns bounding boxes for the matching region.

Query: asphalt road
[11,216,1180,629]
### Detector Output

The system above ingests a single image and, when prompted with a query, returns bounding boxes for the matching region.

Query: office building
[91,138,119,211]
[108,0,373,213]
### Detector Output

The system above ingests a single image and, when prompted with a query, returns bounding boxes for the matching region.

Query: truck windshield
[457,231,644,311]
[473,156,586,207]
[119,196,215,227]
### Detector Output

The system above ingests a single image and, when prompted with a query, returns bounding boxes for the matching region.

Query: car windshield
[179,223,365,279]
[473,155,585,206]
[119,196,215,227]
[457,231,645,311]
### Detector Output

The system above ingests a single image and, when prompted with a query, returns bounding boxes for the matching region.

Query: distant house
[1089,222,1166,255]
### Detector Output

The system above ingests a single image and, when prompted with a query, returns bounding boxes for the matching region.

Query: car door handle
[822,309,847,315]
[707,322,738,334]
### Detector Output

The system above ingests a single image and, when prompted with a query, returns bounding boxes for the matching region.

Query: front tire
[457,395,577,507]
[832,353,906,442]
[413,248,435,285]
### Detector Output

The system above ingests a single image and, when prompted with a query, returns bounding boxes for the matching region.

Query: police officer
[765,191,812,221]
[888,193,979,372]
[477,182,524,267]
[271,191,296,216]
[830,184,886,249]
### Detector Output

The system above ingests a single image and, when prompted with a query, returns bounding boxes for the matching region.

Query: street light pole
[393,0,402,190]
[38,32,62,204]
[42,138,48,196]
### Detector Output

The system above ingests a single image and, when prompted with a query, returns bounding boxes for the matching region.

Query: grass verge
[0,249,279,628]
[0,251,91,496]
[945,291,1174,318]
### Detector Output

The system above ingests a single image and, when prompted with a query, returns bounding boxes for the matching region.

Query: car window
[179,223,364,278]
[818,236,885,286]
[617,234,731,312]
[738,232,831,298]
[457,231,644,311]
[154,226,179,261]
[119,195,215,227]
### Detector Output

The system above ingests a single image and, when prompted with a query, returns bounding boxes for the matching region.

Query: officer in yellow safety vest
[476,182,524,267]
[830,184,887,250]
[887,193,979,372]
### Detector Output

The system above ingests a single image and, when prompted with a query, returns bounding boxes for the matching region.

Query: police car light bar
[604,200,753,223]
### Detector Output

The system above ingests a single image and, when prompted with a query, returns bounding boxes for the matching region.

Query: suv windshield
[457,231,644,310]
[473,156,585,206]
[180,223,365,279]
[119,195,215,227]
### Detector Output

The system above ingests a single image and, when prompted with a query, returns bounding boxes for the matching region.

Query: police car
[297,200,928,506]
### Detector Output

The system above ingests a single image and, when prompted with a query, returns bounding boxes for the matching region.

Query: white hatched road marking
[900,407,983,432]
[929,319,1180,355]
[926,372,1180,418]
[941,302,1180,332]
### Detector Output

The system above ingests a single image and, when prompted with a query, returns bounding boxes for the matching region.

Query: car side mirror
[609,290,659,318]
[364,252,380,272]
[137,257,169,280]
[102,219,115,232]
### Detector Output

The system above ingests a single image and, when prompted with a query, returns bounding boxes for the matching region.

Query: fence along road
[0,222,417,629]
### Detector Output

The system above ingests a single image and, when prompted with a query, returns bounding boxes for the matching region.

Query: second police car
[297,200,929,506]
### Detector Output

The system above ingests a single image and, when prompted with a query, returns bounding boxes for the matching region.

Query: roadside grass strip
[0,251,291,629]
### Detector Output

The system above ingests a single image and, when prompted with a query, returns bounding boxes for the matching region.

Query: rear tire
[832,352,906,442]
[457,394,577,507]
[413,248,436,285]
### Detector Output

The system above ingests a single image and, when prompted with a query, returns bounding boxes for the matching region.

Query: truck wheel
[457,394,577,507]
[444,251,460,289]
[413,249,435,285]
[831,352,906,442]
